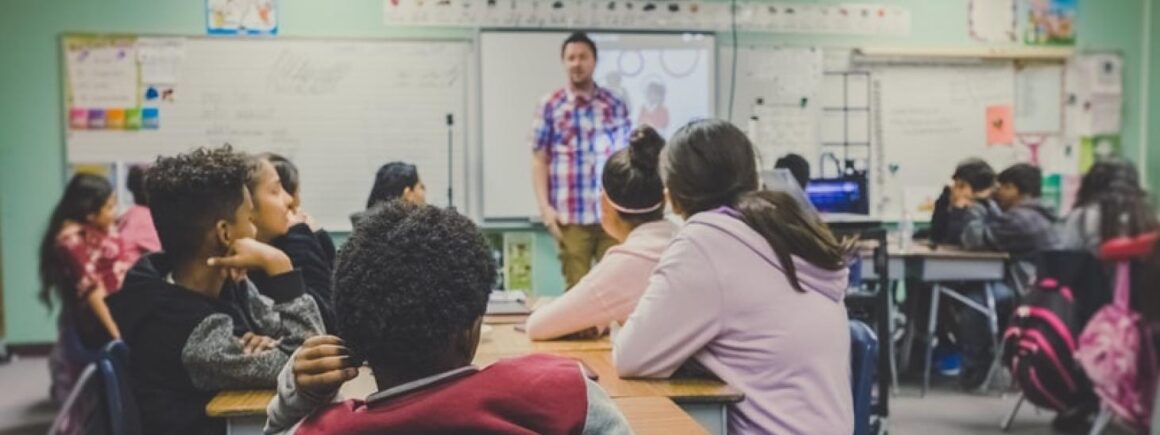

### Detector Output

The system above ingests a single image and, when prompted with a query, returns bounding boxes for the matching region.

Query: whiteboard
[870,62,1029,218]
[64,36,470,231]
[479,31,716,220]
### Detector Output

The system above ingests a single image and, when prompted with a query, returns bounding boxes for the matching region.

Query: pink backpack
[1075,260,1158,430]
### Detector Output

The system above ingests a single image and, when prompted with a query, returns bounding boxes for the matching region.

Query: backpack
[1075,260,1159,430]
[1002,275,1096,411]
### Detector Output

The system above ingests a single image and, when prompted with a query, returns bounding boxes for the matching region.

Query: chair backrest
[849,319,878,435]
[47,364,110,435]
[98,340,141,435]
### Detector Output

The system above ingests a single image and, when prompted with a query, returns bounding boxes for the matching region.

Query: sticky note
[986,105,1014,145]
[124,108,142,130]
[106,109,126,129]
[88,109,106,129]
[141,108,160,129]
[69,108,88,129]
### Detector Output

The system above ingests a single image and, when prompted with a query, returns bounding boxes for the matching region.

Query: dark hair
[334,202,495,375]
[953,158,997,192]
[997,163,1043,198]
[1074,158,1157,241]
[38,174,114,309]
[366,162,419,209]
[602,126,665,225]
[258,153,299,196]
[561,32,597,60]
[664,119,847,292]
[126,164,149,206]
[147,146,251,265]
[774,153,811,189]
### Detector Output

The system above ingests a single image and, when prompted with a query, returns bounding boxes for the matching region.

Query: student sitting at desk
[106,146,324,435]
[1058,158,1158,253]
[613,119,853,434]
[350,161,426,228]
[248,153,338,332]
[117,164,161,265]
[264,202,631,434]
[525,126,677,340]
[928,158,996,245]
[956,163,1058,389]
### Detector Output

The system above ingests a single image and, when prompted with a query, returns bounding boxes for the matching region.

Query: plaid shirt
[531,86,631,225]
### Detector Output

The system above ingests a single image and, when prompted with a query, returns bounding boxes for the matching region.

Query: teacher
[531,32,632,289]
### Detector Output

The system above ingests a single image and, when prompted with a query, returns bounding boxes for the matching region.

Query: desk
[208,393,707,435]
[477,324,612,355]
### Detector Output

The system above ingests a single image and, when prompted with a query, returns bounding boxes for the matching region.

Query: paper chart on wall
[1014,63,1062,134]
[751,105,821,170]
[66,40,139,109]
[206,0,277,35]
[969,0,1016,42]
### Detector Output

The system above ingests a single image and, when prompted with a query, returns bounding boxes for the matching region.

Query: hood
[686,210,849,302]
[1013,198,1059,222]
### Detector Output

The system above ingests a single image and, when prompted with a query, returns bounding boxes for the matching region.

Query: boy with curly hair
[264,202,630,434]
[106,145,324,434]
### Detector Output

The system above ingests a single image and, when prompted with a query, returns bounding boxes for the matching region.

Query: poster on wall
[1023,0,1076,45]
[969,0,1017,42]
[207,0,278,35]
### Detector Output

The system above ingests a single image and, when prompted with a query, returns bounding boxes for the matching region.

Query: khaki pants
[557,224,618,289]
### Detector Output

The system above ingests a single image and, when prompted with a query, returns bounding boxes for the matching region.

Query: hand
[239,332,279,355]
[293,335,359,397]
[292,209,321,232]
[950,183,975,209]
[540,207,563,241]
[207,238,293,276]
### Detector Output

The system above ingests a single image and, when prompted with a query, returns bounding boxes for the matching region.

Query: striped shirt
[531,85,632,225]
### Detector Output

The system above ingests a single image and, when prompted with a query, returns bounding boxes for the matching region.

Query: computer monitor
[806,176,869,214]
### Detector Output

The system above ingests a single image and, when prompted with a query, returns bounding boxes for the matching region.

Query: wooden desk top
[477,324,612,355]
[858,239,1009,260]
[617,397,709,434]
[208,392,704,433]
[208,349,741,418]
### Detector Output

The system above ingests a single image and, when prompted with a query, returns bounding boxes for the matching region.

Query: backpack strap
[1113,261,1131,309]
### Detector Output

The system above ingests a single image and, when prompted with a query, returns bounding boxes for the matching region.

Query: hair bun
[628,126,664,173]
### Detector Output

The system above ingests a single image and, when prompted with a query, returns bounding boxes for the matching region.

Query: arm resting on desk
[613,237,721,378]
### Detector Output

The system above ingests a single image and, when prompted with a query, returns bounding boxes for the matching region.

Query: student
[105,146,324,435]
[774,152,811,190]
[117,164,161,265]
[351,161,426,227]
[525,126,676,340]
[251,153,338,332]
[613,119,853,434]
[262,153,337,267]
[927,158,997,245]
[1058,158,1157,253]
[38,173,132,401]
[956,163,1058,389]
[264,202,631,434]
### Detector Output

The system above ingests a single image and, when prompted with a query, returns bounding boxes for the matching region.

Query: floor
[0,356,1135,435]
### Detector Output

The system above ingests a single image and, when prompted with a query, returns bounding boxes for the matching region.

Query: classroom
[2,0,1159,434]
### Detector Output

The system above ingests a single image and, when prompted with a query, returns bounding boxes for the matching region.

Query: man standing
[531,32,632,289]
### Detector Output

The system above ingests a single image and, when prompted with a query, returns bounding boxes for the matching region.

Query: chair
[46,364,110,435]
[850,319,879,435]
[98,340,141,435]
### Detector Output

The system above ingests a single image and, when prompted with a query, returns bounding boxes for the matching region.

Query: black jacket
[250,223,337,332]
[106,253,323,435]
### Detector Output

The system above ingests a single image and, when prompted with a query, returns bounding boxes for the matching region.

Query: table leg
[923,285,941,397]
[224,416,265,435]
[679,403,728,435]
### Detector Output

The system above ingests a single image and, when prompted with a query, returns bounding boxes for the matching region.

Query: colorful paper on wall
[1014,63,1063,134]
[986,105,1015,145]
[66,39,138,109]
[207,0,277,35]
[137,37,186,84]
[502,232,534,294]
[1023,0,1077,46]
[1078,135,1119,173]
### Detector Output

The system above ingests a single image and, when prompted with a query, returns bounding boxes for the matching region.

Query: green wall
[0,0,1151,344]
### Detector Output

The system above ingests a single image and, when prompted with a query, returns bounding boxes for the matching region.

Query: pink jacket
[117,205,161,265]
[613,210,853,435]
[526,220,677,340]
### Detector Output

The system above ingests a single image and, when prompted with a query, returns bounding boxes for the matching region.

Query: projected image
[592,34,714,138]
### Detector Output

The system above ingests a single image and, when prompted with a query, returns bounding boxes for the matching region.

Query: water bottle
[898,212,914,252]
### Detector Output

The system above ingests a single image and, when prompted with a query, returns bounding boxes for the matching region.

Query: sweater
[266,354,630,435]
[525,220,677,340]
[106,253,324,435]
[613,210,854,434]
[250,223,337,332]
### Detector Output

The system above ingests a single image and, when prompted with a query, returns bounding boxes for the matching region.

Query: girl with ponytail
[525,126,678,340]
[613,119,854,434]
